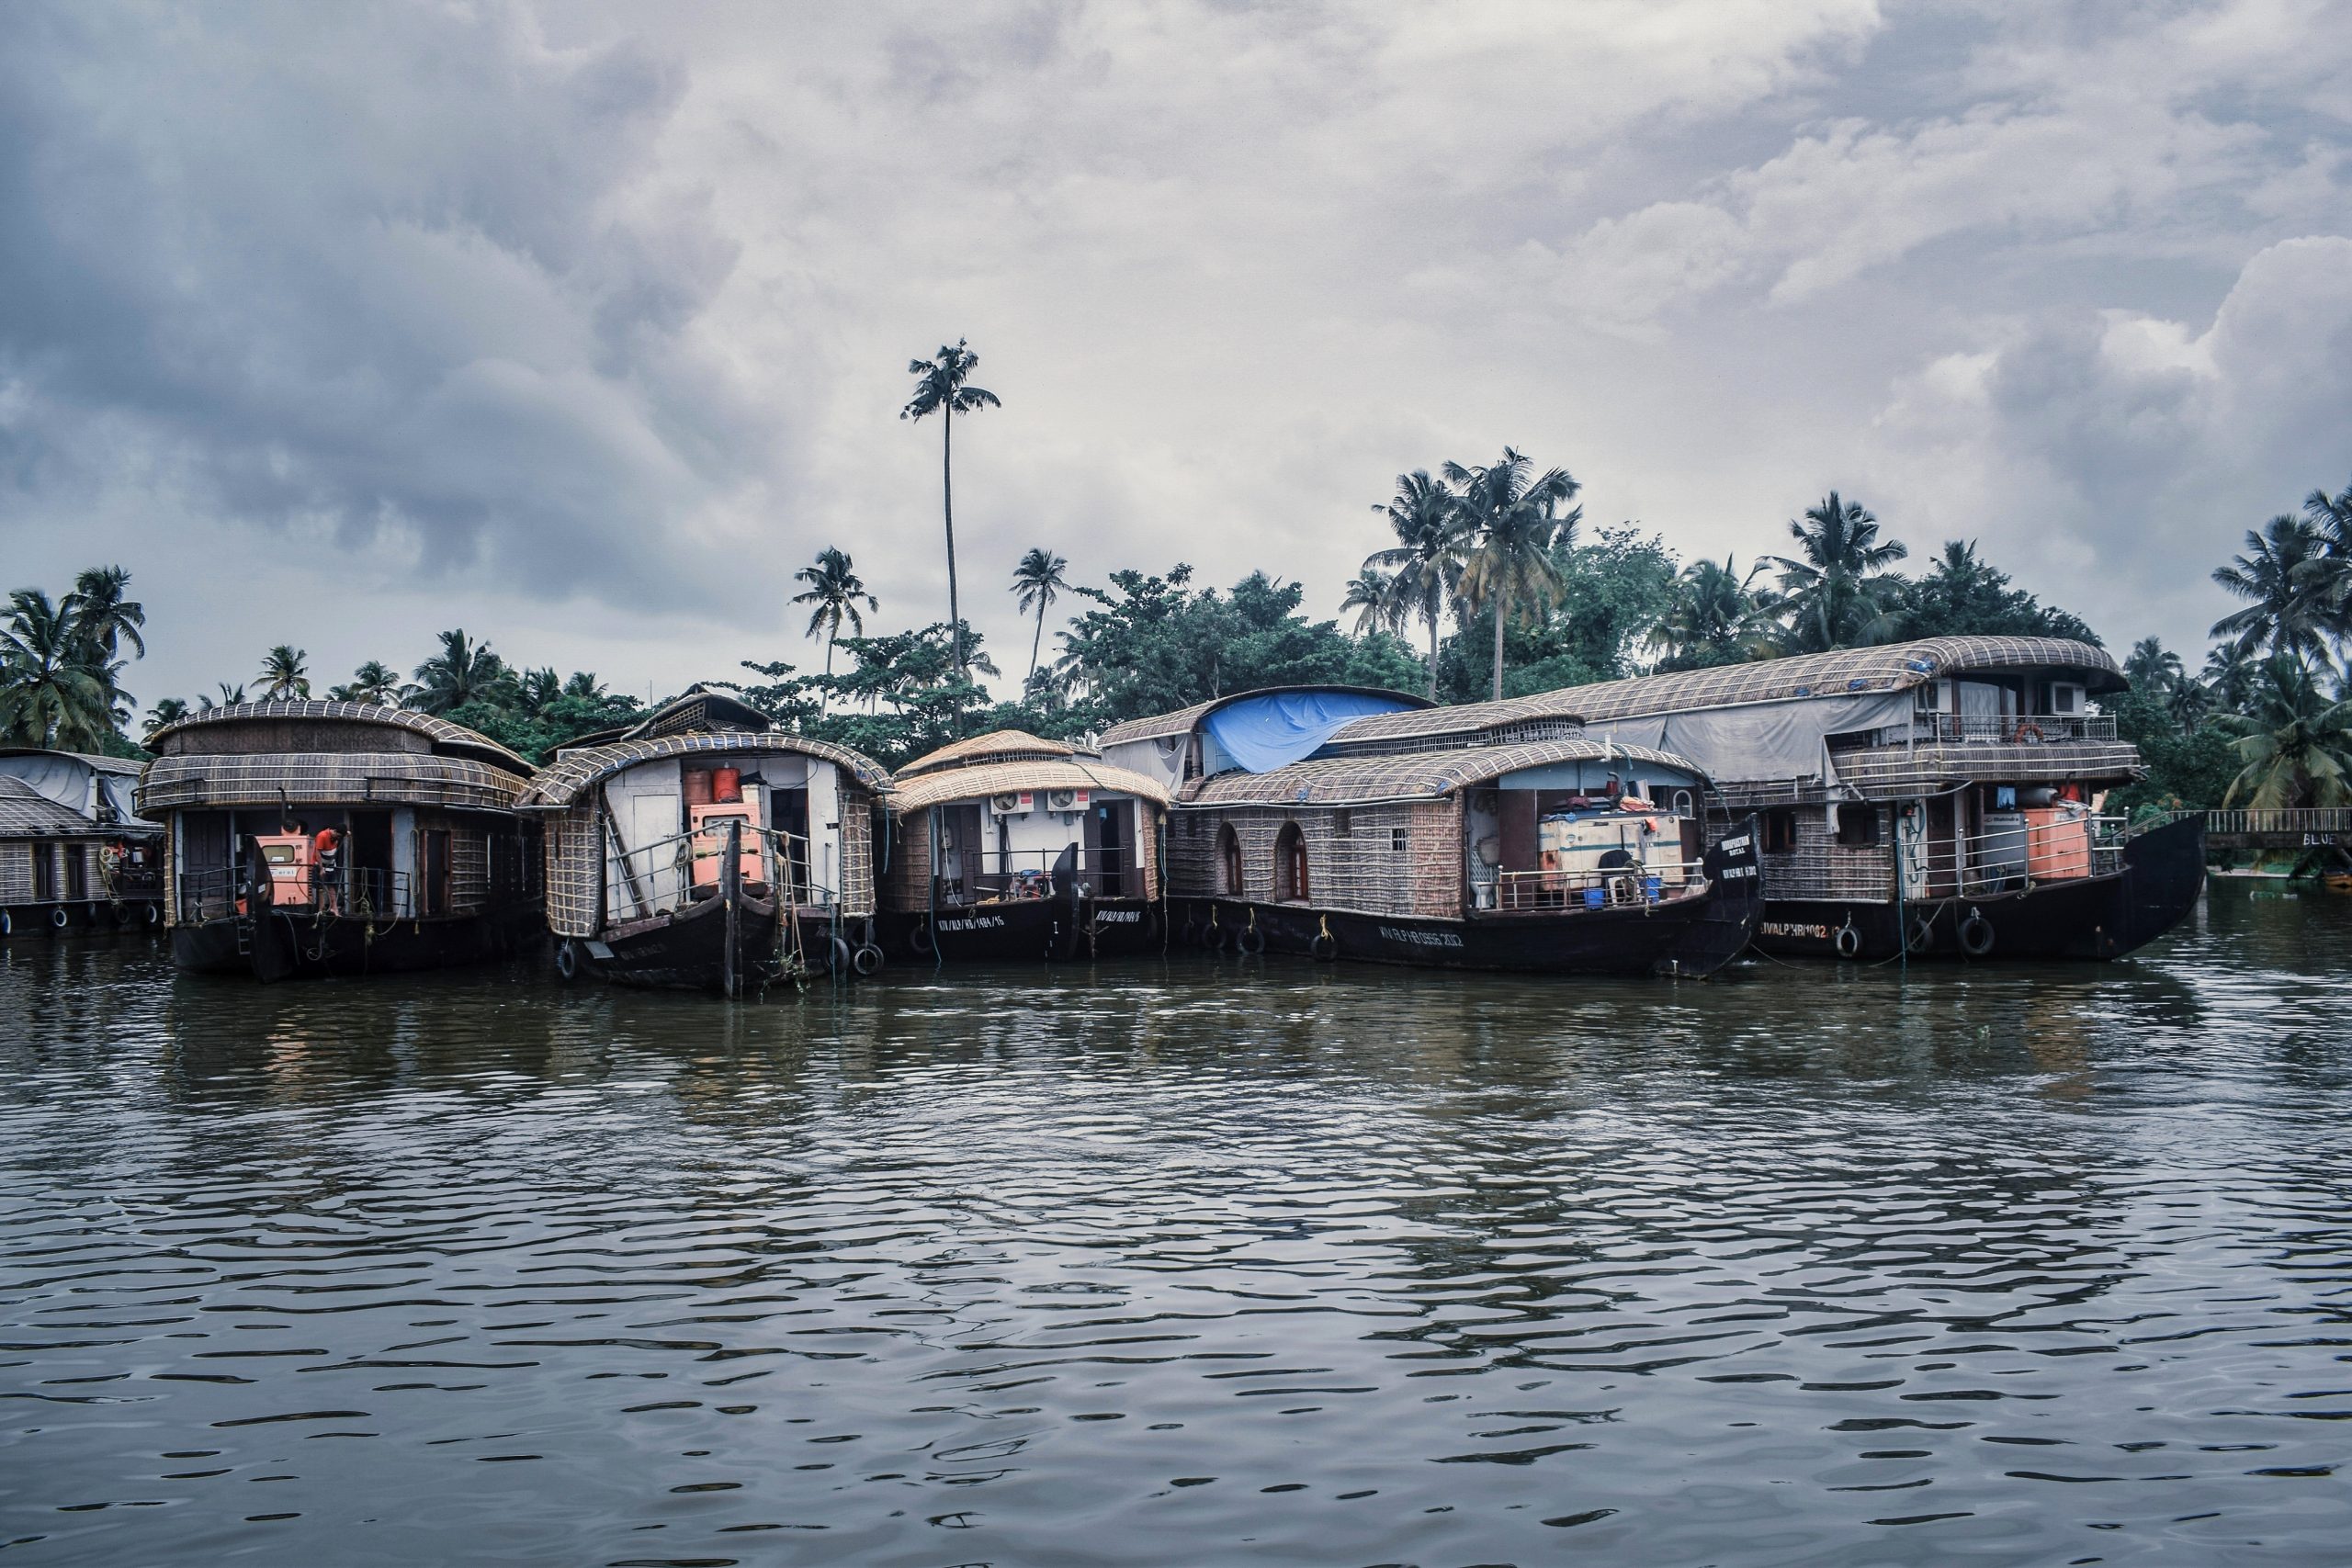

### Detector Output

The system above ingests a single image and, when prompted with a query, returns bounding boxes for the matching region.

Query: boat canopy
[145,701,531,773]
[1097,684,1430,749]
[0,775,109,840]
[138,703,533,814]
[515,730,893,811]
[889,756,1170,815]
[1179,738,1708,809]
[898,729,1082,778]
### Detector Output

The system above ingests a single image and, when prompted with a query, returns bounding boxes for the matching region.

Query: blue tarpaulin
[1202,691,1419,773]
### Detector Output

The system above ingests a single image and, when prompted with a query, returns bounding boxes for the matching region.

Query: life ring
[1959,911,1995,957]
[1833,922,1861,958]
[50,906,71,930]
[908,922,935,957]
[851,942,885,978]
[555,939,581,981]
[2012,722,2045,745]
[1906,912,1936,953]
[1236,925,1267,956]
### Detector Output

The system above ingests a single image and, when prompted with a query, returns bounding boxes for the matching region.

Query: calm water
[3,886,2348,1567]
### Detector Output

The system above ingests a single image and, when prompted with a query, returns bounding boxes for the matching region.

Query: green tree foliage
[1364,468,1470,700]
[2215,654,2352,808]
[1010,547,1069,688]
[1652,555,1770,671]
[1446,449,1581,700]
[1767,491,1908,652]
[257,645,311,700]
[0,588,119,750]
[1894,539,2102,644]
[792,547,877,682]
[900,338,1000,683]
[327,660,408,705]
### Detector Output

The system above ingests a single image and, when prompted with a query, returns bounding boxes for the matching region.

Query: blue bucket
[1583,886,1605,909]
[1644,875,1662,900]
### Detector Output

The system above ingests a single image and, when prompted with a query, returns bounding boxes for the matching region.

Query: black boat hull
[1751,815,2208,962]
[172,902,542,981]
[1170,826,1763,977]
[877,897,1165,966]
[563,896,879,991]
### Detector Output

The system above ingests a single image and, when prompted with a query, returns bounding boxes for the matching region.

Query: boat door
[1897,802,1929,900]
[1085,799,1129,897]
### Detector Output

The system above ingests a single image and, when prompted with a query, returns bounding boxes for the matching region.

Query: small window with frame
[1837,808,1880,848]
[1762,809,1799,854]
[1391,827,1408,854]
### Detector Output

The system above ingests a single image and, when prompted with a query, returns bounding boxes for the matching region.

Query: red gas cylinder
[711,766,743,803]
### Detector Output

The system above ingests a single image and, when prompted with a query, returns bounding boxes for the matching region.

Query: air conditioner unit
[1048,788,1081,811]
[990,793,1025,814]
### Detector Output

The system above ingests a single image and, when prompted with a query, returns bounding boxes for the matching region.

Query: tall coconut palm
[900,338,1001,683]
[144,696,188,735]
[258,645,311,700]
[330,660,406,706]
[2299,478,2352,655]
[411,630,510,715]
[1340,566,1400,639]
[2124,637,2185,693]
[1445,448,1581,701]
[2211,513,2334,666]
[1365,468,1470,700]
[2217,654,2352,807]
[1010,547,1070,685]
[562,671,613,702]
[792,547,878,682]
[516,667,562,715]
[63,566,145,663]
[1655,555,1770,666]
[1768,491,1908,652]
[0,589,115,750]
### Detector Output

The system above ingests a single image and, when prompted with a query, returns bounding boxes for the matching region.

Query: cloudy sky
[4,0,2348,710]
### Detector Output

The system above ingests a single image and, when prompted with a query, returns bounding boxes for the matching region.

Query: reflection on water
[4,885,2349,1566]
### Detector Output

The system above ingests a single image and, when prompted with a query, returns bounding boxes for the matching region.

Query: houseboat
[1101,688,1763,975]
[1321,637,2203,962]
[514,688,892,993]
[137,702,543,979]
[0,749,164,934]
[877,729,1170,963]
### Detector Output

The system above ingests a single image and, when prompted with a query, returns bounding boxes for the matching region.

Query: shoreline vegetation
[5,344,2346,822]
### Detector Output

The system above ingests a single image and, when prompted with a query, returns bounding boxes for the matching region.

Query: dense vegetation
[4,400,2344,815]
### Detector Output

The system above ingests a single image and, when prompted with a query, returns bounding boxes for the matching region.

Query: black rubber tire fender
[0,908,12,937]
[144,902,161,928]
[851,942,885,978]
[50,906,70,931]
[1905,912,1936,953]
[1236,925,1267,956]
[908,922,935,958]
[1833,923,1861,959]
[1308,932,1338,962]
[555,938,581,982]
[828,935,854,975]
[1959,913,1995,958]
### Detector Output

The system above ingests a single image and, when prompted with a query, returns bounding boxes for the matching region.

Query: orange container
[711,766,743,803]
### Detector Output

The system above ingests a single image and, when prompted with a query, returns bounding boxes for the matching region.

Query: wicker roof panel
[146,700,531,772]
[518,730,893,808]
[1329,637,2122,747]
[1179,739,1706,807]
[888,757,1170,814]
[0,747,145,777]
[0,775,105,837]
[899,728,1080,777]
[137,753,532,813]
[1096,684,1434,746]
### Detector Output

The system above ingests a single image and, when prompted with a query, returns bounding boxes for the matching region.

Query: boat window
[1671,789,1694,818]
[1217,823,1242,896]
[1332,808,1351,837]
[1391,827,1408,854]
[1273,822,1308,903]
[1837,809,1881,848]
[1762,810,1799,854]
[265,844,298,864]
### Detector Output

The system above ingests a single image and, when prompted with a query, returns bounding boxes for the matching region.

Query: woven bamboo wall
[1169,801,1458,918]
[451,829,489,912]
[0,842,30,906]
[545,804,603,938]
[839,784,876,917]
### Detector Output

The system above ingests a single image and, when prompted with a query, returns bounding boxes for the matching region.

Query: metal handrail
[933,845,1136,902]
[1489,858,1700,912]
[1829,712,2119,750]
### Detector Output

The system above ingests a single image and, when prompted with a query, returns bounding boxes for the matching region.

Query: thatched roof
[516,730,892,809]
[139,753,533,814]
[1179,738,1705,808]
[0,775,107,838]
[1329,637,2121,749]
[888,756,1170,814]
[0,747,144,777]
[148,701,530,773]
[1097,684,1433,746]
[898,729,1080,778]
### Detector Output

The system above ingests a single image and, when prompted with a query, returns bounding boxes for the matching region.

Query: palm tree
[1655,555,1770,666]
[257,645,311,700]
[0,589,115,750]
[2299,477,2352,657]
[1011,547,1070,684]
[562,671,613,702]
[2217,654,2352,807]
[1365,469,1470,700]
[205,682,248,711]
[2211,513,2333,666]
[517,667,562,715]
[1768,491,1908,652]
[792,547,878,682]
[900,338,1001,683]
[63,566,145,663]
[411,629,510,714]
[1445,448,1581,701]
[1340,566,1400,639]
[144,696,188,735]
[329,660,406,705]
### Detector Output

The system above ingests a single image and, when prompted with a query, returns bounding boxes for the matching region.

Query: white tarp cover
[0,755,158,829]
[1582,692,1914,787]
[1102,736,1189,794]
